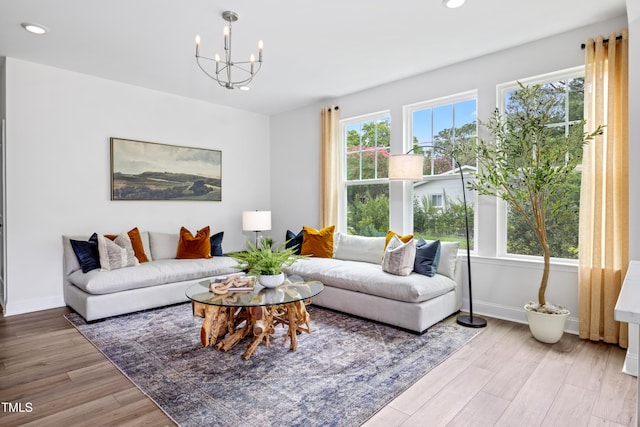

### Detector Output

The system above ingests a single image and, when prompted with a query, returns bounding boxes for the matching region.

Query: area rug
[66,304,480,427]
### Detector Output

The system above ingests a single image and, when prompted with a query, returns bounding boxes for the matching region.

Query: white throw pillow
[381,235,416,276]
[97,233,139,271]
[334,232,386,264]
[429,240,459,280]
[148,232,180,260]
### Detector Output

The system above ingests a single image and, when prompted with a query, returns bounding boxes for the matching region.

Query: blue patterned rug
[66,303,480,427]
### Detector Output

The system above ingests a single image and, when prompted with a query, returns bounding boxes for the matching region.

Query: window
[405,91,477,250]
[498,67,584,260]
[431,194,444,208]
[342,112,390,236]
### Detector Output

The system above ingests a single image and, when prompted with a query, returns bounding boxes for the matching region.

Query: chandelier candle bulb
[250,54,255,73]
[195,35,200,56]
[258,40,263,61]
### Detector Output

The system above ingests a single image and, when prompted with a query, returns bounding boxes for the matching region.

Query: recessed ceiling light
[239,86,251,91]
[21,23,48,35]
[442,0,466,8]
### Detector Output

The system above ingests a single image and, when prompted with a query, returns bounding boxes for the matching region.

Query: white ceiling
[0,0,627,116]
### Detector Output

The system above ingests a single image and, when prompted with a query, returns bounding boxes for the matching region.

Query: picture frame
[110,138,221,201]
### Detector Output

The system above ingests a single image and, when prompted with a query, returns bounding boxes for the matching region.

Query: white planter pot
[258,273,285,288]
[525,306,570,344]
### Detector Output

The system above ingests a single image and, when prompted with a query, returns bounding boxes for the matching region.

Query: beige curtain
[579,30,629,347]
[320,106,341,228]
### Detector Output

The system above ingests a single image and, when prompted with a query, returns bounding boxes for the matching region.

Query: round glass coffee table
[186,275,323,360]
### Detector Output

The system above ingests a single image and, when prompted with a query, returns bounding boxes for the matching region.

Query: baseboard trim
[3,295,66,316]
[465,299,579,335]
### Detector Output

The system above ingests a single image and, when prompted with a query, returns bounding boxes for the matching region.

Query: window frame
[339,110,391,235]
[495,66,585,263]
[403,90,478,252]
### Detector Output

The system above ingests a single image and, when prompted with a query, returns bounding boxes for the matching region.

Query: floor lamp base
[456,314,487,328]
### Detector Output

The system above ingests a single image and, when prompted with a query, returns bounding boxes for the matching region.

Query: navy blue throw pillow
[414,238,441,277]
[210,231,224,256]
[285,229,303,255]
[70,233,100,273]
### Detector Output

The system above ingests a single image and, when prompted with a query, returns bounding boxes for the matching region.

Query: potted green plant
[230,240,304,288]
[455,82,602,343]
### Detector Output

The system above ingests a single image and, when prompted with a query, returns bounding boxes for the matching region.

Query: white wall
[3,58,270,315]
[271,15,628,333]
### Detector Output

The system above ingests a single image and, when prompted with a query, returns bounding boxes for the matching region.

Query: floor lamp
[242,210,271,248]
[389,152,487,328]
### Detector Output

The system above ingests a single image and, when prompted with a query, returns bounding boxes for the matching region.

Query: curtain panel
[320,106,341,229]
[578,30,629,347]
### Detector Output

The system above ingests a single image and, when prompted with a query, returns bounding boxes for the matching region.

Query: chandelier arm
[196,60,230,88]
[196,60,219,80]
[195,55,220,62]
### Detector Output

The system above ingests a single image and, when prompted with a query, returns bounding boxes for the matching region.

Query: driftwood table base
[192,299,313,360]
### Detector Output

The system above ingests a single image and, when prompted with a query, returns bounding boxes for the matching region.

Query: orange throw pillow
[385,230,414,249]
[127,227,149,263]
[105,227,149,263]
[176,226,212,259]
[301,225,335,258]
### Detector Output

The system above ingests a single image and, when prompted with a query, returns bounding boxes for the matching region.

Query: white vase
[525,306,570,344]
[258,273,285,288]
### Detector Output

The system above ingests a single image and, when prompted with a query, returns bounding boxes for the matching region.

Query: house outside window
[498,67,584,260]
[404,91,477,250]
[341,112,390,236]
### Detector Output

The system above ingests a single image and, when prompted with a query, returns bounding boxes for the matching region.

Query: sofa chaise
[283,231,462,333]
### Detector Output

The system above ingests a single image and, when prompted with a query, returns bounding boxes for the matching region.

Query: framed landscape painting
[110,138,221,201]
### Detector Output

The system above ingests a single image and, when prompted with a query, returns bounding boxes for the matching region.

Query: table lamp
[242,210,272,248]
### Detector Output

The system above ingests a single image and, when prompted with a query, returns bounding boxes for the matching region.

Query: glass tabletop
[185,275,324,308]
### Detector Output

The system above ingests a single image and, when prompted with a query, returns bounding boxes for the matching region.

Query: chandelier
[195,11,263,91]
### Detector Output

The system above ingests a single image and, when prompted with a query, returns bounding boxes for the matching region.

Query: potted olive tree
[230,240,304,288]
[459,82,602,343]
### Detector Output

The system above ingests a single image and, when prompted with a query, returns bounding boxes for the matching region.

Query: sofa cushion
[70,233,100,273]
[210,231,224,256]
[385,230,413,249]
[301,225,335,258]
[127,227,149,263]
[433,241,459,280]
[97,233,139,271]
[381,236,416,276]
[105,227,149,263]
[285,229,303,255]
[148,232,179,260]
[284,257,455,304]
[334,233,385,264]
[176,226,212,259]
[414,239,441,277]
[67,256,239,295]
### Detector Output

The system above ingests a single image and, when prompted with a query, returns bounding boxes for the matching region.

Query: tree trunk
[538,234,551,307]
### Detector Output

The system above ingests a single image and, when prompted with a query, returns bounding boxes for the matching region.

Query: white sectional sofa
[283,232,463,334]
[62,231,238,321]
[63,229,462,333]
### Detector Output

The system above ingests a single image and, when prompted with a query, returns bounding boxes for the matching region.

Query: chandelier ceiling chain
[195,10,263,91]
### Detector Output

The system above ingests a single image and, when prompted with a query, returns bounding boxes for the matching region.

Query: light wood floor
[0,307,636,427]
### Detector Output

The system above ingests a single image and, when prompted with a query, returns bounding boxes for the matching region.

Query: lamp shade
[242,210,272,231]
[388,154,424,181]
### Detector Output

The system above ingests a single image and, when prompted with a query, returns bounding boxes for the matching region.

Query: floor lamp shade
[242,211,272,231]
[389,154,423,181]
